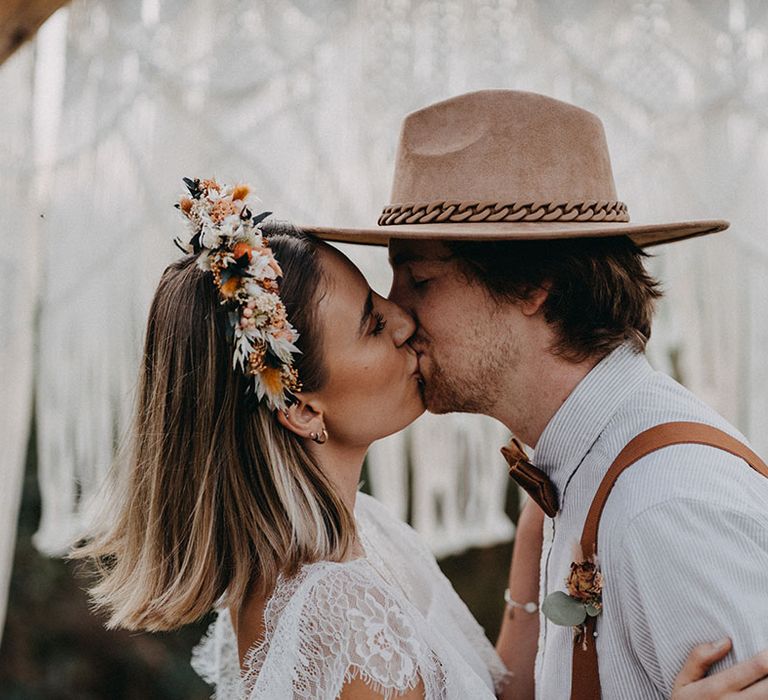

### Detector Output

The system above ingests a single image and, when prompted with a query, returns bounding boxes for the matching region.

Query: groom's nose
[387,272,412,313]
[386,279,418,343]
[388,301,417,347]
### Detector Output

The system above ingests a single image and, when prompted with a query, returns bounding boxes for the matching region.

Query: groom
[307,90,768,699]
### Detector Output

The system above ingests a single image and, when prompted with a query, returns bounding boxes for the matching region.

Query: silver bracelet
[504,588,538,614]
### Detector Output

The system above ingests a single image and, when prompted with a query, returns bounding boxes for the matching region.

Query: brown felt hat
[303,89,728,247]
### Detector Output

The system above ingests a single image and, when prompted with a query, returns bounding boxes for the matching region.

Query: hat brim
[302,219,729,248]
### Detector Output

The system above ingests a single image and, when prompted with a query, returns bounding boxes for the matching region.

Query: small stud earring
[312,428,328,445]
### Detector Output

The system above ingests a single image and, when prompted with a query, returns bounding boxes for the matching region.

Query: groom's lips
[414,352,428,380]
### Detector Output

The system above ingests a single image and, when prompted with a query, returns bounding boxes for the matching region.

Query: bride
[70,179,766,699]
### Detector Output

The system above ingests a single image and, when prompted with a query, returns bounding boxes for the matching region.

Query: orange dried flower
[219,275,241,299]
[247,342,267,373]
[231,184,250,201]
[566,560,603,604]
[179,197,194,214]
[209,199,238,223]
[260,367,284,396]
[233,242,253,262]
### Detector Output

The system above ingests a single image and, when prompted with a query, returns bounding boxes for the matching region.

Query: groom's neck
[492,350,600,449]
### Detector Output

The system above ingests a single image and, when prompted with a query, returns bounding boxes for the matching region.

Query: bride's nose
[388,302,417,347]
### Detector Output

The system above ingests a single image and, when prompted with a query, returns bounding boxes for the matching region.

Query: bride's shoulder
[288,558,415,629]
[355,492,417,537]
[355,492,434,557]
[248,560,432,697]
[354,490,391,518]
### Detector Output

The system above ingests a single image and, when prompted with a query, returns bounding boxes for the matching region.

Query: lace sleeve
[190,607,245,699]
[244,562,442,699]
[356,495,511,695]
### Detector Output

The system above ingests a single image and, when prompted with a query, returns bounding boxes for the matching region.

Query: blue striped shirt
[533,343,768,699]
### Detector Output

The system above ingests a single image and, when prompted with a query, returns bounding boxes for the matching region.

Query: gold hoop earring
[312,428,328,445]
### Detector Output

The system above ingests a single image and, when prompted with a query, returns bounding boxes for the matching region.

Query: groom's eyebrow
[358,290,374,335]
[389,251,425,267]
[389,250,452,267]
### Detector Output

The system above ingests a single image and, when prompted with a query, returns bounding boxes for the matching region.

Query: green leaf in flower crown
[541,591,587,627]
[225,311,238,343]
[585,603,602,617]
[183,177,202,198]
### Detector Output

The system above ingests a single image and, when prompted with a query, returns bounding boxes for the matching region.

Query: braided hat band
[378,200,629,226]
[174,177,301,411]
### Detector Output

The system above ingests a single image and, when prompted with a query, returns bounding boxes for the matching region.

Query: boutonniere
[541,555,603,648]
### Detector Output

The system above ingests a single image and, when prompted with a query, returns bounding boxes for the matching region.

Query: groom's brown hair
[448,236,662,362]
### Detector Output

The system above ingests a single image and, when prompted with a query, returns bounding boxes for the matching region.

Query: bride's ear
[276,395,325,440]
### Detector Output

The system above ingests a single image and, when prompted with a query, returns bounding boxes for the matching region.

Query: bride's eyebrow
[358,289,374,336]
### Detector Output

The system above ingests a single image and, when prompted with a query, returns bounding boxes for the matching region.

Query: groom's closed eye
[408,261,449,288]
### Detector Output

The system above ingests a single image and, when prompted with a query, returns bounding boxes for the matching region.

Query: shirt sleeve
[616,496,768,696]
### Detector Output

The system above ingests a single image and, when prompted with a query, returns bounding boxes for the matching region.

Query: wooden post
[0,0,71,66]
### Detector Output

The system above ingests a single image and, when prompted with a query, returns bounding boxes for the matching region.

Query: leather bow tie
[501,437,559,517]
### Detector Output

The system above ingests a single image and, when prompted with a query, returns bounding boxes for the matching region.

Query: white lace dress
[191,492,510,699]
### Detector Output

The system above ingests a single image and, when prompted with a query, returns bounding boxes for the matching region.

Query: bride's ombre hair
[68,226,355,631]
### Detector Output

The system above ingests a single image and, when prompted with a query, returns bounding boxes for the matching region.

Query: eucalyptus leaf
[541,591,587,627]
[585,603,602,617]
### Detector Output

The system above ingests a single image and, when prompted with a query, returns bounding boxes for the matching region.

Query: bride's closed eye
[371,310,387,336]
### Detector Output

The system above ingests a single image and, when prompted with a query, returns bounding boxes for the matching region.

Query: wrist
[504,588,538,615]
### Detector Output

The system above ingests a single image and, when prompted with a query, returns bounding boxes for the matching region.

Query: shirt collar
[532,342,654,496]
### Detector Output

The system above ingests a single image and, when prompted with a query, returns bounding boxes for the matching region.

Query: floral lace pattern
[357,495,511,693]
[191,493,509,699]
[245,562,441,699]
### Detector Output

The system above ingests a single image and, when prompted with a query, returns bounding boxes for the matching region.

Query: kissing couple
[72,90,768,699]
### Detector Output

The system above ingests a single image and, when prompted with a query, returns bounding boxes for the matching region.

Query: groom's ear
[519,282,550,317]
[276,395,325,440]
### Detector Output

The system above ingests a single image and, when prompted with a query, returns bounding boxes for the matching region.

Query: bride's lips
[407,349,422,381]
[412,353,426,385]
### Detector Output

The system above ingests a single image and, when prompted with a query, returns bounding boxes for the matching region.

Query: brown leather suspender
[569,421,768,700]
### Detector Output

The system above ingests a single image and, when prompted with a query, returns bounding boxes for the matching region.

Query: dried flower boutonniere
[541,555,603,648]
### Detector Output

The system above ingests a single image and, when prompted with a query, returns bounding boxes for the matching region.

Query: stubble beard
[421,344,513,416]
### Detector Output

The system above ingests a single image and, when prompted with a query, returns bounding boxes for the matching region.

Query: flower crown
[174,177,301,410]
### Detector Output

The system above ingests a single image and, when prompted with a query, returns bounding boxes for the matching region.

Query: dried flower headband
[174,177,301,411]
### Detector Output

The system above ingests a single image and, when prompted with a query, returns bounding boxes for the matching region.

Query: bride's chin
[378,398,425,440]
[404,394,427,424]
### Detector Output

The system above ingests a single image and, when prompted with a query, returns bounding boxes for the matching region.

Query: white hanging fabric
[0,42,38,649]
[0,3,767,638]
[367,414,515,558]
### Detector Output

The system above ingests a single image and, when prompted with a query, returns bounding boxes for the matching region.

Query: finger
[741,675,768,699]
[672,638,732,691]
[695,649,768,695]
